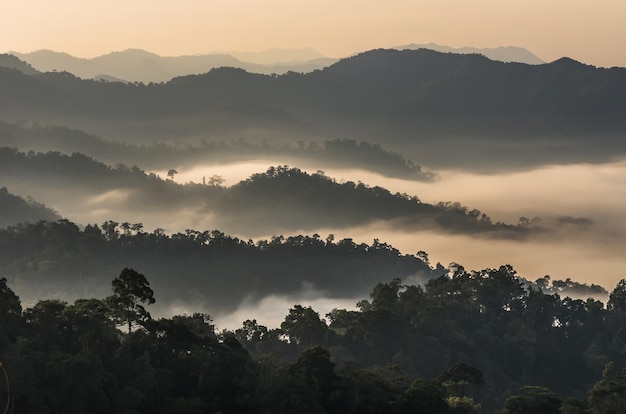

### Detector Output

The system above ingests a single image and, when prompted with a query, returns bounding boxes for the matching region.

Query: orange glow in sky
[2,0,626,67]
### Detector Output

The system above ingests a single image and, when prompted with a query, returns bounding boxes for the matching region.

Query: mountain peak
[395,43,544,65]
[0,53,39,75]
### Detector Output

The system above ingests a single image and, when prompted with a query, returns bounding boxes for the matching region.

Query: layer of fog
[8,158,624,331]
[149,160,626,291]
[165,289,360,332]
[147,159,626,330]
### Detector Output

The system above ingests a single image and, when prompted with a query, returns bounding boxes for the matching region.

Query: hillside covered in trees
[0,148,538,237]
[2,43,625,413]
[0,121,434,181]
[2,49,626,170]
[0,265,624,413]
[0,218,438,313]
[0,186,60,227]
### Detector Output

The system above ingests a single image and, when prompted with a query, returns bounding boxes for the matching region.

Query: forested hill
[0,186,60,227]
[0,121,434,181]
[0,217,607,317]
[1,49,625,166]
[0,148,530,236]
[0,53,39,75]
[0,254,620,412]
[0,219,439,312]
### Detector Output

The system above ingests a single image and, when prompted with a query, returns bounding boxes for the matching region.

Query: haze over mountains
[10,48,336,83]
[396,43,545,64]
[1,44,626,327]
[2,48,626,172]
[9,44,543,84]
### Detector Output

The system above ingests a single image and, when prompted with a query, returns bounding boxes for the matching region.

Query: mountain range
[1,48,625,171]
[396,43,544,64]
[8,45,544,84]
[9,48,336,83]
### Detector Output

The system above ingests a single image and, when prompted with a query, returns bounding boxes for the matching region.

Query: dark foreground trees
[107,267,155,336]
[1,269,626,412]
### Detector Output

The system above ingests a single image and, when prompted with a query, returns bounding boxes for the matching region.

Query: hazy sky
[3,0,626,67]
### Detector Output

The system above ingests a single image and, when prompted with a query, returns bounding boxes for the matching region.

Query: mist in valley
[3,148,625,330]
[210,159,626,328]
[165,157,626,281]
[5,21,626,411]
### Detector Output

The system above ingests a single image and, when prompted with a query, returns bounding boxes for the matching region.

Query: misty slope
[0,120,434,181]
[396,43,545,64]
[11,45,542,83]
[0,218,605,319]
[12,48,336,82]
[0,186,60,227]
[0,148,525,237]
[0,219,439,313]
[2,49,625,170]
[0,53,39,75]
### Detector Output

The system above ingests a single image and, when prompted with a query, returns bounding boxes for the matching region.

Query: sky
[2,0,626,68]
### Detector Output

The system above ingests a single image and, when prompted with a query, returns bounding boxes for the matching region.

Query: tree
[107,268,155,336]
[502,386,561,414]
[281,305,330,346]
[403,378,448,414]
[447,396,482,414]
[0,277,22,341]
[608,279,626,313]
[290,346,338,410]
[208,175,225,186]
[586,362,626,414]
[436,363,484,396]
[63,299,117,354]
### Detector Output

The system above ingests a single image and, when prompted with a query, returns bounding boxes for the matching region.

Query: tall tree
[107,268,155,336]
[0,277,22,341]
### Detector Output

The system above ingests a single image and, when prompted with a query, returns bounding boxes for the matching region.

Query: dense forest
[0,121,434,181]
[0,218,438,312]
[0,217,605,314]
[0,148,535,236]
[0,186,60,228]
[0,263,624,413]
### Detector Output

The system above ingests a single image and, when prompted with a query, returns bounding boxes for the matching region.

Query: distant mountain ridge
[0,120,435,181]
[1,48,625,170]
[0,53,39,75]
[0,186,60,227]
[396,43,545,64]
[8,43,545,83]
[10,48,337,83]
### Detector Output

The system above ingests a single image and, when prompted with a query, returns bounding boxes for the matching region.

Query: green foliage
[403,378,448,413]
[0,218,437,313]
[586,362,626,413]
[502,386,562,414]
[3,250,626,412]
[447,396,482,414]
[281,305,330,346]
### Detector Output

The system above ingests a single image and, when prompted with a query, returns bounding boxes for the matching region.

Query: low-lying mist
[4,151,626,331]
[148,159,626,329]
[164,159,626,284]
[28,157,626,293]
[323,162,626,280]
